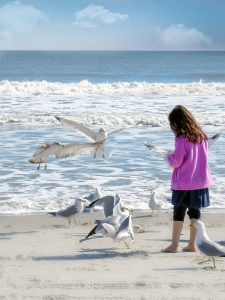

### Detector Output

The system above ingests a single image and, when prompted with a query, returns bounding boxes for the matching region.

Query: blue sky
[0,0,224,50]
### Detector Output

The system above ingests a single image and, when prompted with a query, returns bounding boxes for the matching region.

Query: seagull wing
[208,131,222,148]
[28,143,62,164]
[116,215,131,239]
[55,116,97,142]
[57,204,77,217]
[101,223,116,238]
[55,142,99,159]
[198,240,225,257]
[107,127,128,138]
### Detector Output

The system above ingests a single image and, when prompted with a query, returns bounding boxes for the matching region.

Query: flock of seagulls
[47,188,225,265]
[48,188,140,248]
[29,117,224,265]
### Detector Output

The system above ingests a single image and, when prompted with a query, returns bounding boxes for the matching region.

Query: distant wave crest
[1,79,225,97]
[1,112,225,127]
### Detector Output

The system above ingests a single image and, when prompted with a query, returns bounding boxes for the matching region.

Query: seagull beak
[77,198,88,204]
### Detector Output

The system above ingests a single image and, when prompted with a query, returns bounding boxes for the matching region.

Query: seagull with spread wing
[28,141,102,169]
[55,116,128,158]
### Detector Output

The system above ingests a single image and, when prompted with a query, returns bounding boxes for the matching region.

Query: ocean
[0,51,225,214]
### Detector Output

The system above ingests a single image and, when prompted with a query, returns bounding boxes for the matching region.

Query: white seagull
[47,198,88,225]
[102,215,135,248]
[193,220,225,268]
[55,116,129,158]
[28,141,102,169]
[149,189,161,216]
[145,131,222,160]
[83,200,129,241]
[87,193,121,218]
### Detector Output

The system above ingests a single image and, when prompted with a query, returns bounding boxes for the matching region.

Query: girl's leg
[182,208,200,252]
[182,219,197,252]
[162,221,183,253]
[162,205,186,253]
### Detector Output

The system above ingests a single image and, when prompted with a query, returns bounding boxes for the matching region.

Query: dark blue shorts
[172,189,210,221]
[172,188,210,209]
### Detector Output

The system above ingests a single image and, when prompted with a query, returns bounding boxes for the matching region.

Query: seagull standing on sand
[55,116,128,158]
[149,190,161,216]
[48,198,88,225]
[193,220,225,268]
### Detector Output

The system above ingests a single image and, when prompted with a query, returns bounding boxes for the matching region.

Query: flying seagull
[28,141,102,169]
[145,131,222,160]
[193,220,225,268]
[55,116,129,158]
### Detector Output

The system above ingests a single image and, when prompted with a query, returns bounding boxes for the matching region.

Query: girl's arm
[167,137,186,168]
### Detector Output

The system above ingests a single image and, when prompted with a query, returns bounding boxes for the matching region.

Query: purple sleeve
[167,137,186,168]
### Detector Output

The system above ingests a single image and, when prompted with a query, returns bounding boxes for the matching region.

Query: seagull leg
[124,240,130,249]
[212,257,216,269]
[198,258,211,266]
[37,164,40,170]
[73,217,77,225]
[44,162,47,170]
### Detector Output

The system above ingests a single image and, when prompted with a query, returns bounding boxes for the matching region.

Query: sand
[0,209,225,300]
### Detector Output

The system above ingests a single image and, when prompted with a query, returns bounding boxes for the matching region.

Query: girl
[162,105,214,253]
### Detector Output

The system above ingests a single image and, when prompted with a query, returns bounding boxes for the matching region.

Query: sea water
[0,51,225,214]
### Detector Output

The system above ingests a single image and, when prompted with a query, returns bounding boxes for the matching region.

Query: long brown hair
[168,105,208,143]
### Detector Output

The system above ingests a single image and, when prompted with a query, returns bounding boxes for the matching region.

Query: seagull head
[99,127,106,133]
[75,197,89,205]
[191,220,209,243]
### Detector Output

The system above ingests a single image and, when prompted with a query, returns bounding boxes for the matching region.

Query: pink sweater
[167,136,215,190]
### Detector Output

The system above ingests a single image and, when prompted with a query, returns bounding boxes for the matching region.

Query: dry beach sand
[0,209,225,300]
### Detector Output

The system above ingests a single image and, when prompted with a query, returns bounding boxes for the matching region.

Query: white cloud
[157,24,211,50]
[0,1,47,38]
[73,4,128,28]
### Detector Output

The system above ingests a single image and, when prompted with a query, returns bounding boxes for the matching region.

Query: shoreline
[1,210,225,299]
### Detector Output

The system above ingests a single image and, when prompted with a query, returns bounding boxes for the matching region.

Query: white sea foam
[1,80,225,97]
[0,80,225,214]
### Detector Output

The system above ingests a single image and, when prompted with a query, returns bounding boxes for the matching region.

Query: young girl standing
[162,105,215,253]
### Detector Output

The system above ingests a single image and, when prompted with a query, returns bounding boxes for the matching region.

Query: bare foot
[182,245,197,252]
[161,245,178,253]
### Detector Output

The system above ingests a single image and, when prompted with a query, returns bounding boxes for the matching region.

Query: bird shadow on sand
[32,248,149,261]
[133,214,153,219]
[0,231,37,240]
[153,267,197,271]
